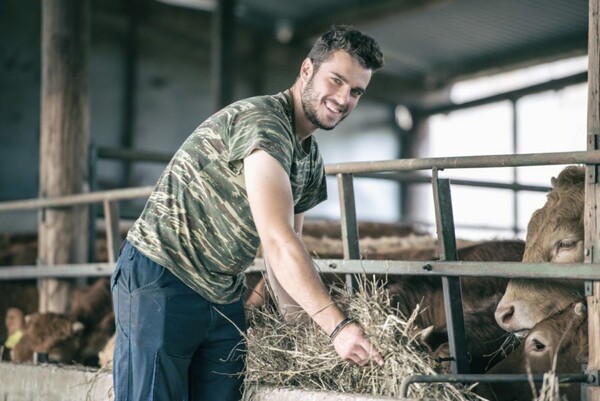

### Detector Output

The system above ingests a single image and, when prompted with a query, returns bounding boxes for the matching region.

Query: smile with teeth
[324,100,344,114]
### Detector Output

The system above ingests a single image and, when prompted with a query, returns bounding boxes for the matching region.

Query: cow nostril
[497,305,515,325]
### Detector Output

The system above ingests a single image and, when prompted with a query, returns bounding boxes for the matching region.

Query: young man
[111,25,384,401]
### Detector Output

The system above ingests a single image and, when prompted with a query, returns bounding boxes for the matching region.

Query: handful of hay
[243,274,483,400]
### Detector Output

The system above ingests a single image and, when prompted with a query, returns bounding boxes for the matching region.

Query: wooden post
[39,0,90,313]
[586,0,600,399]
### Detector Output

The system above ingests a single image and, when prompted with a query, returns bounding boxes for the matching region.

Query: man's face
[301,51,372,131]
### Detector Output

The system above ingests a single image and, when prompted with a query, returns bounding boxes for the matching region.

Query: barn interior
[0,0,589,239]
[1,0,599,399]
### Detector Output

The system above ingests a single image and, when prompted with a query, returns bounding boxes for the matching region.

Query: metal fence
[1,150,599,394]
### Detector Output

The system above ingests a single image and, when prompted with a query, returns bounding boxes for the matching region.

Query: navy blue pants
[111,240,247,401]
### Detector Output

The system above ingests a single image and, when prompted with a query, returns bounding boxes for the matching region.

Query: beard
[301,75,347,131]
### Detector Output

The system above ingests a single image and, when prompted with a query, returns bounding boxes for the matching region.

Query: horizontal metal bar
[0,151,595,214]
[400,373,591,398]
[325,150,600,175]
[352,171,551,192]
[250,259,600,280]
[4,259,600,281]
[419,71,587,116]
[0,186,153,212]
[97,147,172,163]
[0,264,115,279]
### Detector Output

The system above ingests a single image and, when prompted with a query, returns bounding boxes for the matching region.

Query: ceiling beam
[293,0,454,40]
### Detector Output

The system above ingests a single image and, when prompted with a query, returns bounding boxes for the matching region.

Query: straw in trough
[243,273,484,400]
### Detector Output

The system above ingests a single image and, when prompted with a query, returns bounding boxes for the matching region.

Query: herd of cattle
[0,165,592,401]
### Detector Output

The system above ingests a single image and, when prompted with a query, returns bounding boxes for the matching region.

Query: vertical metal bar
[511,99,520,237]
[586,2,600,399]
[88,144,98,264]
[103,200,121,264]
[212,0,236,111]
[337,173,360,295]
[120,0,139,187]
[432,168,470,374]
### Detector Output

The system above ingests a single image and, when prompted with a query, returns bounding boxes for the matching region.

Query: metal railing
[1,149,599,395]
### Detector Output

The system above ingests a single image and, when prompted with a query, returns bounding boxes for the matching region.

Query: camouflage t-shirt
[127,90,328,304]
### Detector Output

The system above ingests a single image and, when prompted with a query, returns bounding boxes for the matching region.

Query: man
[111,25,384,401]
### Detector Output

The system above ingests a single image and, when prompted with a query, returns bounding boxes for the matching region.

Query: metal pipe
[0,186,153,212]
[419,71,587,117]
[325,150,600,175]
[0,151,593,213]
[4,259,600,281]
[97,147,172,163]
[352,171,551,192]
[400,373,592,398]
[250,259,600,279]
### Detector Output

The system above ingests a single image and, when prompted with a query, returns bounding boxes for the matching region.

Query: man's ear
[300,58,313,82]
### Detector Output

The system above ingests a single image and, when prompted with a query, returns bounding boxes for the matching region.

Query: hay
[244,274,483,400]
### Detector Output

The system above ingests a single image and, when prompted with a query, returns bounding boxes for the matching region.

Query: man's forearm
[263,237,346,335]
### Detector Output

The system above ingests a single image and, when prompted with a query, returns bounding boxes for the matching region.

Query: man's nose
[333,85,350,106]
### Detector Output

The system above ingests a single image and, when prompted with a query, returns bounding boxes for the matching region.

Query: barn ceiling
[225,0,589,109]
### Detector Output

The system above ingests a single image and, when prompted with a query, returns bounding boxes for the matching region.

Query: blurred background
[0,0,590,241]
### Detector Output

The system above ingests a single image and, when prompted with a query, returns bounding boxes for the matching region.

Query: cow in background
[11,312,85,363]
[386,239,526,373]
[495,166,586,335]
[478,301,588,401]
[68,277,114,365]
[10,277,114,366]
[1,307,25,360]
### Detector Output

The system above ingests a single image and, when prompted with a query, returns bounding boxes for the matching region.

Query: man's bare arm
[265,213,312,322]
[244,149,383,366]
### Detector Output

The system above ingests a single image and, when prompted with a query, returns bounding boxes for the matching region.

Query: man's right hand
[332,322,384,367]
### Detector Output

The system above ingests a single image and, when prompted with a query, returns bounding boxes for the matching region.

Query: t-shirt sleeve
[294,150,328,214]
[227,108,294,175]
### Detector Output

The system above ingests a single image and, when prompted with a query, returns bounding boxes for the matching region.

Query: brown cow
[495,166,586,335]
[11,312,85,363]
[68,277,114,366]
[478,301,588,401]
[10,278,115,366]
[386,239,526,373]
[248,239,525,373]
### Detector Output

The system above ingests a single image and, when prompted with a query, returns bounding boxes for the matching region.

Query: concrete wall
[0,362,113,401]
[0,363,416,401]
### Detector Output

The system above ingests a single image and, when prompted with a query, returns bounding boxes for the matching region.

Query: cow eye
[558,239,577,250]
[532,339,546,351]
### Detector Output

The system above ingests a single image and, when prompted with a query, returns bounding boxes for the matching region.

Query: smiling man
[111,25,384,401]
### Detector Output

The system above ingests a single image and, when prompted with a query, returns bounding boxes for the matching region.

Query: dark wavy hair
[307,25,384,72]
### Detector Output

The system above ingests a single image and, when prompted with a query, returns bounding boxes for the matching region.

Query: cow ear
[551,176,557,188]
[72,321,85,333]
[574,302,586,316]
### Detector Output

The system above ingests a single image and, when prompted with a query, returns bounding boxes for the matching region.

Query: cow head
[5,307,25,336]
[495,166,586,334]
[10,312,85,364]
[478,301,588,401]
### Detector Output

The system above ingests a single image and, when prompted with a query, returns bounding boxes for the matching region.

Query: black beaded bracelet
[329,317,354,341]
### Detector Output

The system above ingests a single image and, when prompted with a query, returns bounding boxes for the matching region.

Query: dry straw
[243,273,484,400]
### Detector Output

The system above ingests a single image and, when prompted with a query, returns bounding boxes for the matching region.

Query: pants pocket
[152,352,191,400]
